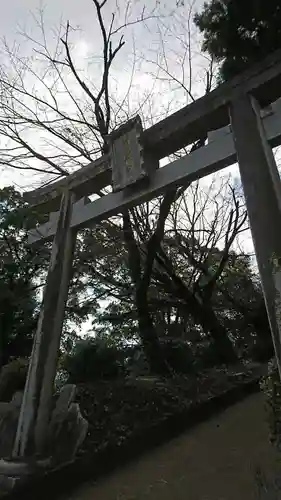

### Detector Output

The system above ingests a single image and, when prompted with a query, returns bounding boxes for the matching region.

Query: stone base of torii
[2,50,281,489]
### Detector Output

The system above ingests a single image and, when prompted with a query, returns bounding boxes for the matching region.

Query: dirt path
[67,393,280,500]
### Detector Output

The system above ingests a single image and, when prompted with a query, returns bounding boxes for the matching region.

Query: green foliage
[192,340,228,369]
[0,186,269,377]
[194,0,281,81]
[125,338,231,376]
[210,252,273,360]
[254,466,281,499]
[261,358,281,452]
[125,340,195,376]
[0,187,48,366]
[160,339,195,374]
[0,186,99,366]
[92,300,138,346]
[62,337,124,383]
[0,358,28,402]
[249,338,274,363]
[125,346,150,377]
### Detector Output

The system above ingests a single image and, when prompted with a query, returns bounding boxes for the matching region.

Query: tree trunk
[221,288,274,359]
[135,287,171,375]
[177,285,237,362]
[248,304,274,360]
[198,303,237,363]
[155,255,237,363]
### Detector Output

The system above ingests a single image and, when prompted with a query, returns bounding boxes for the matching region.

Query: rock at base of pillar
[0,392,23,459]
[0,457,52,496]
[0,474,19,496]
[0,384,88,494]
[45,384,88,465]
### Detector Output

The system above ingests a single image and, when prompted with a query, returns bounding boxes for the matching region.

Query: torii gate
[11,48,281,459]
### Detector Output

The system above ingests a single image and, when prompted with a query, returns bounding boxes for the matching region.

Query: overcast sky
[0,0,253,256]
[0,0,210,187]
[1,0,129,39]
[0,0,205,38]
[0,1,257,339]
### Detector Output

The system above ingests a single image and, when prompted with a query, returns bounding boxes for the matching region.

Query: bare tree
[0,0,184,373]
[118,1,242,365]
[126,177,246,361]
[84,174,250,366]
[0,0,161,184]
[0,0,251,371]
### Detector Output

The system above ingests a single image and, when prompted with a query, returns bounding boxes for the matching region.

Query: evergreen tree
[194,0,281,81]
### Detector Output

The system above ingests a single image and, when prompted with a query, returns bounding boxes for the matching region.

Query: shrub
[0,358,28,402]
[260,357,281,452]
[249,338,274,363]
[63,338,124,384]
[254,465,281,499]
[193,340,228,370]
[159,339,195,374]
[125,347,150,377]
[126,339,195,376]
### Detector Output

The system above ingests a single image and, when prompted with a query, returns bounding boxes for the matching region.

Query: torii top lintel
[24,48,281,214]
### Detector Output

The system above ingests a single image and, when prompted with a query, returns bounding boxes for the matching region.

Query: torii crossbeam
[12,48,281,462]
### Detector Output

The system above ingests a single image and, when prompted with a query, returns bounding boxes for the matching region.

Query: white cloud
[0,0,255,257]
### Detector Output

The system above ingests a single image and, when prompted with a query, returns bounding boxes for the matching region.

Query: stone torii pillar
[13,189,77,457]
[230,94,281,378]
[12,116,148,459]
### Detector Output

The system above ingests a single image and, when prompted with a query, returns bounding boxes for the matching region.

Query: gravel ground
[68,392,281,500]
